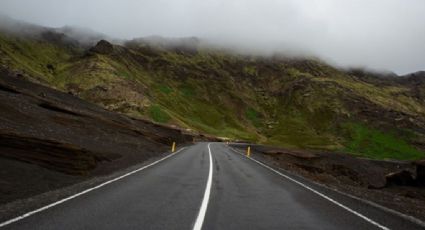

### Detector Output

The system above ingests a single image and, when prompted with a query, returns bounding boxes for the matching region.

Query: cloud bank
[0,0,424,74]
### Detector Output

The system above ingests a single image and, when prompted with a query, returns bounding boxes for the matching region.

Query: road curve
[1,142,423,229]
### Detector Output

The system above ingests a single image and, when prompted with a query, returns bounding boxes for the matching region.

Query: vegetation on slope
[342,123,424,160]
[1,28,425,160]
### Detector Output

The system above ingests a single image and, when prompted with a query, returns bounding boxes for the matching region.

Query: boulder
[385,170,415,186]
[90,40,114,54]
[415,160,425,186]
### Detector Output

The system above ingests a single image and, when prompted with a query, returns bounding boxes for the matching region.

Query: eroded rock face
[90,40,114,54]
[0,133,102,175]
[0,69,198,176]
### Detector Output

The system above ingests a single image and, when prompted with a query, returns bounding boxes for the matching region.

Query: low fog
[0,0,424,74]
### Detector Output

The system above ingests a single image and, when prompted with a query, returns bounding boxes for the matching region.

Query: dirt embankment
[0,70,215,205]
[232,144,425,221]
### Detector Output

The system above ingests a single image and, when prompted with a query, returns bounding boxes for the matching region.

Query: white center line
[230,146,389,230]
[193,143,213,230]
[0,147,186,228]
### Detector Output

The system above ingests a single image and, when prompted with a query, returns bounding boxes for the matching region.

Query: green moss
[313,77,425,116]
[286,68,303,77]
[245,108,261,127]
[148,105,171,123]
[158,85,173,94]
[243,66,257,76]
[342,123,424,160]
[180,85,195,97]
[0,35,75,82]
[265,114,339,150]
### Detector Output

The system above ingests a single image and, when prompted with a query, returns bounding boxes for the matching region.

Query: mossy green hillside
[342,123,424,160]
[0,34,76,83]
[1,33,424,160]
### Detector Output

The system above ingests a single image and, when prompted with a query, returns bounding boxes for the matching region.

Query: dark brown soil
[232,144,425,221]
[0,70,215,205]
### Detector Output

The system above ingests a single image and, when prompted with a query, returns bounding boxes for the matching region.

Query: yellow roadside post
[171,142,176,153]
[246,146,251,157]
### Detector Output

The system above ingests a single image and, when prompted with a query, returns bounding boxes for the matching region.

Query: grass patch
[158,85,173,94]
[180,85,195,97]
[245,108,261,127]
[342,122,424,160]
[117,71,131,79]
[148,105,171,123]
[243,66,257,76]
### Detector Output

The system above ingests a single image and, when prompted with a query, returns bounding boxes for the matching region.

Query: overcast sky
[0,0,424,74]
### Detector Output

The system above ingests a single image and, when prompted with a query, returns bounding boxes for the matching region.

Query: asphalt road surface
[1,142,423,229]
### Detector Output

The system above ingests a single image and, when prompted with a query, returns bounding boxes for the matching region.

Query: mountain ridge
[0,19,424,160]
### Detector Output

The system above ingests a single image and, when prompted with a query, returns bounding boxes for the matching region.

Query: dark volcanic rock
[415,160,425,186]
[0,132,104,175]
[402,71,425,84]
[90,39,114,54]
[0,69,194,175]
[385,170,415,186]
[41,31,66,44]
[0,69,210,204]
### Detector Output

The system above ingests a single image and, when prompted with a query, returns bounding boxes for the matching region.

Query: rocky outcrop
[385,170,416,186]
[90,40,114,54]
[0,132,105,175]
[383,161,425,187]
[415,160,425,186]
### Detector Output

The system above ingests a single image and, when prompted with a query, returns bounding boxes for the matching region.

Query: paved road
[1,142,423,229]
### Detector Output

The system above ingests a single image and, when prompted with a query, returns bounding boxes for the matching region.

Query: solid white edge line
[193,143,213,230]
[229,146,390,230]
[0,147,187,228]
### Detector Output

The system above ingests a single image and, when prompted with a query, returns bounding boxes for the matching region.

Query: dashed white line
[193,143,213,230]
[0,147,186,228]
[230,146,390,230]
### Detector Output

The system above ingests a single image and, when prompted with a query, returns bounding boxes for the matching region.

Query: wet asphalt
[2,142,423,230]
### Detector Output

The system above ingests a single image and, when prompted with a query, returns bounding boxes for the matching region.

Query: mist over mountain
[1,0,424,74]
[0,15,108,47]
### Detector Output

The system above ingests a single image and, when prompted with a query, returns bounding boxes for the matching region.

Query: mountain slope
[1,24,424,160]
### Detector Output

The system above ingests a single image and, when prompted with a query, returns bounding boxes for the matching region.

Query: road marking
[230,146,390,230]
[0,147,186,228]
[193,143,213,230]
